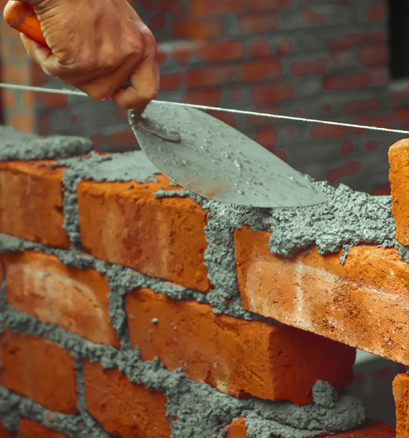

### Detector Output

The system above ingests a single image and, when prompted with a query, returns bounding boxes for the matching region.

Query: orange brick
[223,419,394,438]
[235,226,409,366]
[35,92,68,110]
[9,113,35,134]
[1,89,16,109]
[0,421,15,438]
[393,372,409,438]
[2,251,119,347]
[83,360,170,438]
[126,288,355,406]
[19,419,69,438]
[77,175,210,292]
[0,331,78,414]
[0,161,70,247]
[223,417,247,438]
[237,59,282,82]
[389,139,409,245]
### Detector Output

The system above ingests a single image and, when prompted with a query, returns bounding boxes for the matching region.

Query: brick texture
[19,419,69,438]
[2,251,119,347]
[235,226,409,366]
[126,287,355,406]
[83,359,170,438]
[392,372,409,438]
[77,174,210,292]
[0,331,77,414]
[0,161,69,248]
[389,139,409,245]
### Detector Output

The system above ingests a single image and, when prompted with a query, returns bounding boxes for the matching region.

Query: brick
[342,97,380,115]
[364,1,387,21]
[83,360,170,438]
[106,126,136,148]
[2,251,119,347]
[327,161,363,182]
[35,92,68,110]
[2,89,15,109]
[290,57,327,76]
[183,87,223,106]
[223,417,247,438]
[356,44,388,68]
[250,0,293,11]
[0,331,77,414]
[22,91,34,109]
[0,161,70,247]
[9,113,35,134]
[250,81,294,103]
[19,419,69,438]
[393,372,409,438]
[309,123,348,139]
[238,13,280,34]
[126,287,355,406]
[223,419,394,438]
[235,226,409,366]
[160,72,184,91]
[248,39,273,58]
[189,0,247,17]
[322,72,369,90]
[186,65,234,88]
[389,139,409,246]
[171,17,223,40]
[198,40,245,63]
[301,8,326,24]
[0,421,15,438]
[77,175,210,292]
[237,59,281,82]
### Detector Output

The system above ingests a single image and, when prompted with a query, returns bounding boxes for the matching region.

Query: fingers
[20,32,53,65]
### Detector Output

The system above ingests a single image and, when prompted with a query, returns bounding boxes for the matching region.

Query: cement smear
[0,126,93,161]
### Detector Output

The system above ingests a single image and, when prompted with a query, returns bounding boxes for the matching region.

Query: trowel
[4,1,327,208]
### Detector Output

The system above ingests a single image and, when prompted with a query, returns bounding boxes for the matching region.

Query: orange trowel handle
[3,1,49,49]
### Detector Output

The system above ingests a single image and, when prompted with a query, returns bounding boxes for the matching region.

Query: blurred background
[1,0,409,195]
[0,0,408,427]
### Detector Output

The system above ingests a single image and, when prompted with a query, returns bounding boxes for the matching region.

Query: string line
[1,82,409,135]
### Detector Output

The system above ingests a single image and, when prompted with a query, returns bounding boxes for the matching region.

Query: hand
[16,0,159,109]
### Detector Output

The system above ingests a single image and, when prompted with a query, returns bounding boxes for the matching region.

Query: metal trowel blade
[129,101,328,209]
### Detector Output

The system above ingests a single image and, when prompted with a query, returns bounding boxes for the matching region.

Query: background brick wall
[2,0,409,195]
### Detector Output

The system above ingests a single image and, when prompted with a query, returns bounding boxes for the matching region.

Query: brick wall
[0,126,408,437]
[2,0,409,195]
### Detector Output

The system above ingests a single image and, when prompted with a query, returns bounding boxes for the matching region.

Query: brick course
[19,419,69,438]
[0,331,78,414]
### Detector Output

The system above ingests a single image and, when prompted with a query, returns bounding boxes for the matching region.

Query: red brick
[0,161,70,247]
[223,419,394,438]
[22,91,34,109]
[0,331,78,414]
[250,0,293,11]
[238,13,279,34]
[255,128,278,149]
[389,139,409,246]
[106,126,136,148]
[301,8,326,24]
[250,81,294,103]
[393,372,409,438]
[277,39,293,57]
[2,251,119,347]
[326,161,363,182]
[370,183,390,196]
[37,113,52,136]
[9,114,35,134]
[198,40,246,63]
[322,72,369,90]
[126,287,355,406]
[83,360,170,438]
[30,62,49,86]
[183,87,223,106]
[19,419,69,438]
[35,92,68,110]
[223,417,247,438]
[356,44,387,68]
[248,39,274,58]
[186,65,234,88]
[364,1,387,21]
[160,72,184,91]
[309,123,348,139]
[237,59,281,82]
[77,174,210,292]
[342,97,380,116]
[171,17,223,40]
[290,57,327,76]
[0,421,15,438]
[189,0,247,17]
[2,90,16,109]
[340,140,353,157]
[235,226,409,366]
